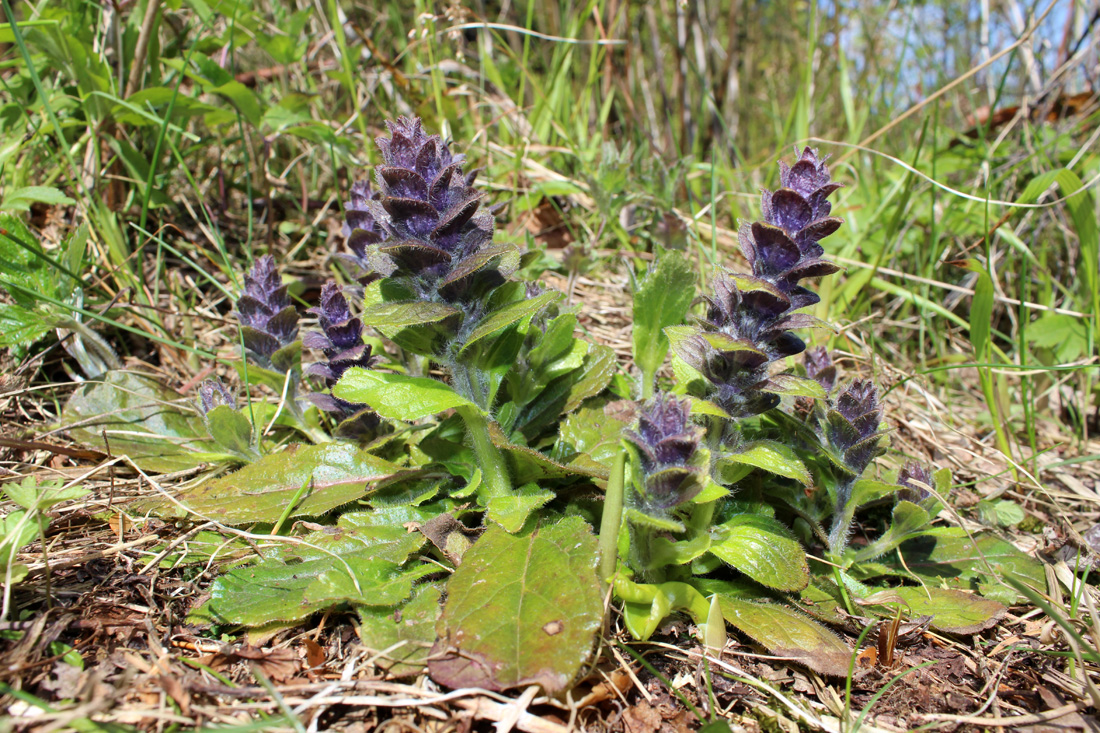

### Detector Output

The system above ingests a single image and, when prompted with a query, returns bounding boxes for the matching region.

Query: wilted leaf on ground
[358,584,442,676]
[709,514,810,592]
[864,586,1006,634]
[429,516,603,694]
[147,442,403,523]
[62,371,213,472]
[718,597,851,677]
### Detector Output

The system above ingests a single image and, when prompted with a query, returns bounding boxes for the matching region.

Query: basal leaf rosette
[341,117,518,320]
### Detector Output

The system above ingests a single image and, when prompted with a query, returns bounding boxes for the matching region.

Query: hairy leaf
[149,443,402,523]
[334,368,475,421]
[62,371,213,472]
[429,516,602,694]
[710,514,810,592]
[864,587,1006,634]
[632,251,695,391]
[718,597,850,676]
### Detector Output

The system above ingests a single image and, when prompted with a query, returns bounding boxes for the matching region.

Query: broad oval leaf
[709,514,809,592]
[429,516,603,694]
[718,597,851,676]
[148,442,403,523]
[334,368,475,421]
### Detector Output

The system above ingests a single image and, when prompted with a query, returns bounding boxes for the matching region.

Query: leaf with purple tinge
[429,516,602,694]
[717,597,851,676]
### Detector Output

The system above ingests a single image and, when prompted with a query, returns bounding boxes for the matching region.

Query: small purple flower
[897,462,934,503]
[625,394,704,510]
[197,379,235,416]
[234,256,300,371]
[304,282,379,419]
[803,346,837,393]
[822,379,888,476]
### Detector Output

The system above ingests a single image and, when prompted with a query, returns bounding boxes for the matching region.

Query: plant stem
[455,405,511,499]
[598,444,627,583]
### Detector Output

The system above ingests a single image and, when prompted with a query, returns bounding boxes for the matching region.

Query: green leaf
[0,304,55,347]
[147,443,403,523]
[460,291,561,352]
[0,186,75,212]
[851,501,931,563]
[204,405,257,461]
[357,584,442,677]
[2,476,88,511]
[847,478,902,509]
[0,510,41,570]
[761,374,826,399]
[977,499,1025,527]
[717,597,851,676]
[709,514,809,592]
[489,422,607,482]
[716,440,811,486]
[554,402,628,473]
[61,371,213,472]
[864,587,1006,634]
[968,265,994,362]
[897,530,1046,598]
[334,368,475,421]
[359,301,461,330]
[429,516,603,694]
[632,251,694,391]
[0,212,59,305]
[487,484,555,533]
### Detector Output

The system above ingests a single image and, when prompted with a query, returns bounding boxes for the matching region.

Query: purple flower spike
[234,256,300,371]
[897,462,934,503]
[739,147,842,309]
[341,117,497,295]
[625,394,704,510]
[304,282,379,418]
[197,379,235,416]
[822,379,888,476]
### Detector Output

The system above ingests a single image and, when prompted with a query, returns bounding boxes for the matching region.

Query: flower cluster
[235,256,300,373]
[303,283,379,422]
[624,394,705,512]
[897,461,934,504]
[803,346,837,393]
[675,149,842,418]
[340,117,507,306]
[822,379,888,477]
[197,379,235,416]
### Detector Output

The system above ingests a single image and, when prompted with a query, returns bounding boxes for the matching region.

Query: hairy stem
[456,405,511,499]
[598,444,627,583]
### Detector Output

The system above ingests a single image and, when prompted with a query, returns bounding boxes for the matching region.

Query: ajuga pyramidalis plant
[155,122,1026,690]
